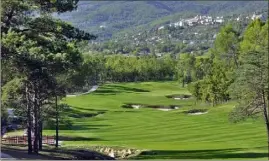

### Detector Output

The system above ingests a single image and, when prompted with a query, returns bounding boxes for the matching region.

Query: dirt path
[67,85,99,97]
[1,145,115,160]
[1,152,15,159]
[1,146,65,160]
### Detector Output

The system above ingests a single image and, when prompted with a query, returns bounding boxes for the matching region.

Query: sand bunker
[188,112,208,115]
[158,108,173,111]
[122,103,180,111]
[184,109,208,115]
[166,94,192,100]
[131,105,141,109]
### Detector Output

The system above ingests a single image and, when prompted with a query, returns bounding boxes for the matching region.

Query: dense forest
[68,54,176,93]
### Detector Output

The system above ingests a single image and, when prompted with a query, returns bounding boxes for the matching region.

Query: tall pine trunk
[55,96,59,148]
[38,104,43,151]
[26,86,32,154]
[39,121,42,150]
[38,95,42,151]
[33,89,39,154]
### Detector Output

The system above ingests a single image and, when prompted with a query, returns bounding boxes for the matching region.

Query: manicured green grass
[9,81,267,159]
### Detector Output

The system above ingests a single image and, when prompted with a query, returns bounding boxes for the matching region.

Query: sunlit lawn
[7,81,267,159]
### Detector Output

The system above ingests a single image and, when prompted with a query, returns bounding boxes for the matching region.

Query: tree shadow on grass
[68,112,106,119]
[42,148,114,160]
[130,148,268,159]
[1,145,70,159]
[62,107,106,119]
[45,105,110,130]
[107,85,150,92]
[70,124,111,131]
[70,106,108,112]
[113,110,140,113]
[1,144,114,160]
[70,125,100,131]
[92,85,149,95]
[58,136,107,141]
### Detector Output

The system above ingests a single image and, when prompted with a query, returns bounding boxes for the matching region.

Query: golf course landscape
[39,81,267,159]
[2,0,268,160]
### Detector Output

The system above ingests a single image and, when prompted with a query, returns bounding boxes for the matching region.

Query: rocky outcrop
[89,146,141,159]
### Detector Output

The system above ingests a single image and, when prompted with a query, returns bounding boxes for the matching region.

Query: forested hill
[54,1,268,40]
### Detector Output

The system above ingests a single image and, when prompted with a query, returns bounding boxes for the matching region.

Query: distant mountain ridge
[54,1,268,40]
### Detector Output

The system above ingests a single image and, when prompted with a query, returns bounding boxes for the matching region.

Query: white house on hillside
[251,13,263,20]
[158,26,165,30]
[186,17,199,26]
[215,18,224,23]
[174,21,184,27]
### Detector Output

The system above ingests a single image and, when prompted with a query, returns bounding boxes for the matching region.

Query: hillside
[54,1,268,40]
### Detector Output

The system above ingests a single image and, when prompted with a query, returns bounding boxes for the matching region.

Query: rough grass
[6,81,268,159]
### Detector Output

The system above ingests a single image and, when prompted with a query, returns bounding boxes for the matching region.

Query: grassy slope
[8,81,267,159]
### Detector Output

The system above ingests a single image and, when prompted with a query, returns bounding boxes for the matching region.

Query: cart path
[1,152,15,159]
[67,85,99,97]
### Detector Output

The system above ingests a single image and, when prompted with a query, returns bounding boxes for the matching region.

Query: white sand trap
[67,95,77,97]
[67,85,99,97]
[174,107,179,109]
[173,97,190,100]
[158,108,173,111]
[131,105,141,109]
[174,97,189,100]
[188,112,208,115]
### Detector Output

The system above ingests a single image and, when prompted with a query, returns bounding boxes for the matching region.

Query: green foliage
[214,23,240,68]
[1,77,24,104]
[187,80,203,101]
[229,19,268,123]
[185,22,244,106]
[186,19,268,118]
[72,54,177,89]
[176,53,196,86]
